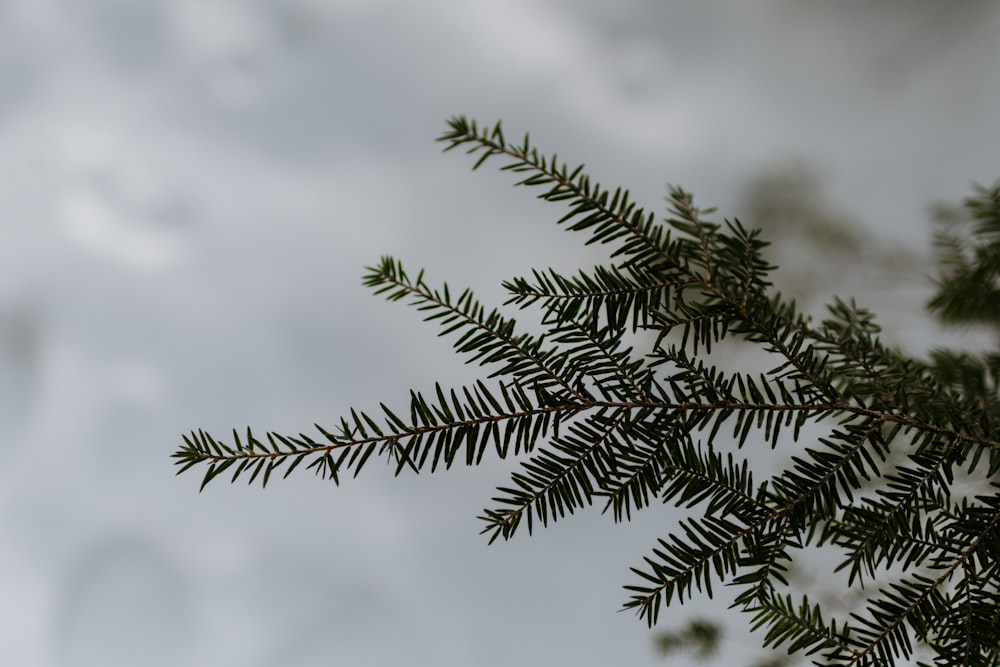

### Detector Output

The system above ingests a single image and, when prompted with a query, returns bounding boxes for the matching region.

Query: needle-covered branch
[177,118,1000,667]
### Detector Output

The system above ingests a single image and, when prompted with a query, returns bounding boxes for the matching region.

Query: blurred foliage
[928,185,1000,332]
[654,618,721,661]
[742,166,862,256]
[739,165,922,303]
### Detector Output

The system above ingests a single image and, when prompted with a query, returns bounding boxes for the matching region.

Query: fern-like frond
[503,263,686,334]
[623,514,749,625]
[173,379,591,490]
[747,593,854,661]
[479,408,628,543]
[363,257,588,400]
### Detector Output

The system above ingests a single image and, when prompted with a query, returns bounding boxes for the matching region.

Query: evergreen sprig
[175,117,1000,667]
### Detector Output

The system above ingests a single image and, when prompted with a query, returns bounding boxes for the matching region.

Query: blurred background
[1,1,998,665]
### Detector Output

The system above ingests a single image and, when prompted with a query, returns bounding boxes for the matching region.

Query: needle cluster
[175,117,1000,667]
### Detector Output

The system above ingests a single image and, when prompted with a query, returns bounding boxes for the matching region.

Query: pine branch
[363,257,588,400]
[173,381,593,488]
[176,117,1000,666]
[748,593,854,661]
[479,407,629,543]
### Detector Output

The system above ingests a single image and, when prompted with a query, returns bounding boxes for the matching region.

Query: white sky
[1,1,998,665]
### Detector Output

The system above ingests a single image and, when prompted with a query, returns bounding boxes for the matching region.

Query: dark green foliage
[655,618,722,660]
[928,184,1000,330]
[175,117,1000,666]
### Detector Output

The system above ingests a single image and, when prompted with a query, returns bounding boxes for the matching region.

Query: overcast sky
[1,1,998,666]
